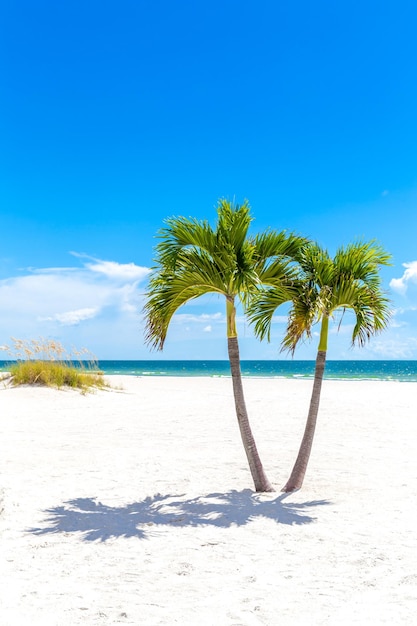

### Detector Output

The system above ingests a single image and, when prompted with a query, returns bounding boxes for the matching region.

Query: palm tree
[143,199,305,492]
[248,240,392,492]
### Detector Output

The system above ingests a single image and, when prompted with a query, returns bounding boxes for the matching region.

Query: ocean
[2,360,415,381]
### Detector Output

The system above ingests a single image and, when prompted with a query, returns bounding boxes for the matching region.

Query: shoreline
[2,358,417,383]
[3,372,417,384]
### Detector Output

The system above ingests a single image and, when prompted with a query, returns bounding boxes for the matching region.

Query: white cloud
[70,252,150,281]
[390,261,417,295]
[39,308,99,326]
[173,313,224,324]
[390,319,407,329]
[329,322,355,336]
[30,266,80,274]
[366,337,417,359]
[86,260,149,282]
[271,315,288,324]
[203,325,212,333]
[0,255,151,357]
[393,306,417,315]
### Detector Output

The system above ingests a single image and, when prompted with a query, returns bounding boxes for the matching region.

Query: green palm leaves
[144,200,253,349]
[144,199,304,349]
[249,240,392,354]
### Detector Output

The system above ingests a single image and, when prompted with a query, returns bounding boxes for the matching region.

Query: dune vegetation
[1,337,108,394]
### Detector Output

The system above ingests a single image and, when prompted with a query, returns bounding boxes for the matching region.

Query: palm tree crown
[250,239,392,353]
[144,199,305,349]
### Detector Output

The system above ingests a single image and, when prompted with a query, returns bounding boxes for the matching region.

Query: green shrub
[1,337,109,394]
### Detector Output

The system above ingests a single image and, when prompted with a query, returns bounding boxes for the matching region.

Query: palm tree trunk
[227,336,275,492]
[281,349,327,492]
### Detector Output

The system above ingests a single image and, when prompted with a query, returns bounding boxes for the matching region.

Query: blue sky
[1,1,417,360]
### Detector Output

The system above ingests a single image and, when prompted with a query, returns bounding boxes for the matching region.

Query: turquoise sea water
[2,360,414,381]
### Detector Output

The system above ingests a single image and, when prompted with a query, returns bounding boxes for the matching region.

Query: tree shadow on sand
[28,490,331,542]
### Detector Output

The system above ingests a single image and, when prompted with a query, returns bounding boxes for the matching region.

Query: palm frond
[246,287,293,342]
[155,216,216,269]
[333,240,392,284]
[280,287,320,354]
[144,262,226,350]
[349,285,392,347]
[216,198,253,253]
[253,230,309,267]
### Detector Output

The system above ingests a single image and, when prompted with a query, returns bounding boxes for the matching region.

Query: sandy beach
[1,375,417,625]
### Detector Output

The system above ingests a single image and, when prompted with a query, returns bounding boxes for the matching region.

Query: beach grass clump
[1,337,109,393]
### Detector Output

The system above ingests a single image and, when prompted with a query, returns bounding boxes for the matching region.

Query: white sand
[1,375,417,625]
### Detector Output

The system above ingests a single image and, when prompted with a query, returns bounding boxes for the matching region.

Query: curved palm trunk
[228,337,274,492]
[282,316,329,492]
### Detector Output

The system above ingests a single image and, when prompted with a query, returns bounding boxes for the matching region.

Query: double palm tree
[249,240,392,492]
[143,199,306,492]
